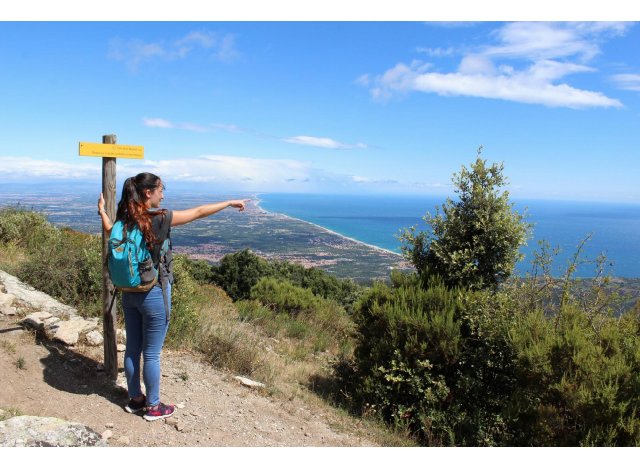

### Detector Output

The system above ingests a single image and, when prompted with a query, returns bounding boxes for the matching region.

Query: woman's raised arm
[98,193,113,236]
[171,199,249,227]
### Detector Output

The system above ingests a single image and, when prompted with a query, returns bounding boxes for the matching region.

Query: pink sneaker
[143,402,175,421]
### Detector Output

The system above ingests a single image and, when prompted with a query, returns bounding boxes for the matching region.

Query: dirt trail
[0,313,377,447]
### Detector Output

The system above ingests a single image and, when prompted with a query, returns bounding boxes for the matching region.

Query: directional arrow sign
[79,142,144,159]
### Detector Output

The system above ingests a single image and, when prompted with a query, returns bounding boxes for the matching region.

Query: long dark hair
[116,172,166,249]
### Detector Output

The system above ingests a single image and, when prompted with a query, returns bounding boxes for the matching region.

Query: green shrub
[250,277,321,317]
[269,261,363,314]
[399,150,531,291]
[183,258,217,284]
[344,269,640,446]
[17,227,103,317]
[245,277,355,355]
[506,303,640,446]
[210,249,274,301]
[165,254,201,348]
[0,207,56,251]
[346,276,466,445]
[210,249,362,313]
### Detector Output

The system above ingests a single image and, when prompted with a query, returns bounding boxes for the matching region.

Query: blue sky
[1,19,639,202]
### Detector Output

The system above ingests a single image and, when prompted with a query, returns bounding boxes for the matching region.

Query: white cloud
[143,119,367,149]
[109,30,238,70]
[0,155,313,189]
[364,22,629,109]
[143,118,174,129]
[355,74,371,86]
[612,73,640,91]
[0,157,100,180]
[283,136,368,150]
[117,156,312,185]
[351,175,399,184]
[373,62,621,108]
[416,47,456,57]
[0,155,419,194]
[143,117,232,133]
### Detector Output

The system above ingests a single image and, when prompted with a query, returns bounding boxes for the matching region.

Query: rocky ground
[0,271,379,447]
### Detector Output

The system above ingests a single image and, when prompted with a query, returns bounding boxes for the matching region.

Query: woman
[98,172,248,421]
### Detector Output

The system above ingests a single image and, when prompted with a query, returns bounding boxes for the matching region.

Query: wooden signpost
[79,135,144,381]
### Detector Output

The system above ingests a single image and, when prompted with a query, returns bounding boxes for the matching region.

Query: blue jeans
[122,283,171,407]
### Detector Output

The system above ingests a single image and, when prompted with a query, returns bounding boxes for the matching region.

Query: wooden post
[102,134,118,381]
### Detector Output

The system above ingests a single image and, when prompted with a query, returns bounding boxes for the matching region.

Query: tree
[400,147,531,290]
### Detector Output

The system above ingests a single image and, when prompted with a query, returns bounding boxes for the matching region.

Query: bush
[343,269,640,446]
[506,303,640,446]
[211,249,275,301]
[210,249,362,313]
[250,277,321,317]
[245,277,355,356]
[165,254,201,348]
[346,276,466,444]
[0,207,56,251]
[399,149,531,290]
[17,227,103,317]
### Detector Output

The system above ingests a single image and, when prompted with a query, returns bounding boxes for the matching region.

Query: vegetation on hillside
[1,149,638,446]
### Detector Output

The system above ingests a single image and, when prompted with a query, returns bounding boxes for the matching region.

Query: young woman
[98,172,248,421]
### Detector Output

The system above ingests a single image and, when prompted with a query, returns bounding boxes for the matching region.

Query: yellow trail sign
[79,142,144,159]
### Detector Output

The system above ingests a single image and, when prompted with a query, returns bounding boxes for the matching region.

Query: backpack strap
[151,212,171,268]
[159,259,170,323]
[151,212,172,323]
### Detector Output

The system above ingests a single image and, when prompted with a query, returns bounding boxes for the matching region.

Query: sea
[2,186,640,279]
[258,193,640,279]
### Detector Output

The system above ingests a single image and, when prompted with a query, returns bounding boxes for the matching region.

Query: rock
[0,271,77,318]
[53,318,99,346]
[116,344,126,352]
[116,328,127,343]
[0,416,107,447]
[101,430,113,440]
[43,316,61,328]
[176,402,185,409]
[23,311,53,330]
[115,436,130,446]
[234,376,266,389]
[0,292,16,308]
[85,330,104,347]
[115,376,127,389]
[105,423,114,429]
[165,417,179,426]
[0,305,17,316]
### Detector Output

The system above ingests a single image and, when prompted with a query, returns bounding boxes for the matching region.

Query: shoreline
[253,196,403,259]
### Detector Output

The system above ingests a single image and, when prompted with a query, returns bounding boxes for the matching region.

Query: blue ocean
[259,193,640,279]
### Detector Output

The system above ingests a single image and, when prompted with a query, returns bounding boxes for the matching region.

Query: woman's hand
[98,193,105,214]
[98,192,113,234]
[228,199,250,211]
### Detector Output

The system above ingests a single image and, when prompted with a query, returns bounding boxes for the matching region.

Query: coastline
[253,196,403,259]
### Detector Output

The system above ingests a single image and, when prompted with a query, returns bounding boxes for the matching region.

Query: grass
[0,407,23,421]
[0,339,17,354]
[168,283,414,445]
[15,356,26,370]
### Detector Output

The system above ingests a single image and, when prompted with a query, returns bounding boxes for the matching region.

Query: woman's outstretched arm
[98,193,113,236]
[171,199,249,227]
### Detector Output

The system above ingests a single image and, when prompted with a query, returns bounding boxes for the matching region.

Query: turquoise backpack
[107,221,169,291]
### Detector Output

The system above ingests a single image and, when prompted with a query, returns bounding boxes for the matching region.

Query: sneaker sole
[125,406,145,414]
[143,410,175,421]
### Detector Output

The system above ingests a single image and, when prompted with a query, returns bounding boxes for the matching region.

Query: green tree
[400,147,531,290]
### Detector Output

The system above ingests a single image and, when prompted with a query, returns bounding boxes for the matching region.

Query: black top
[150,209,174,284]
